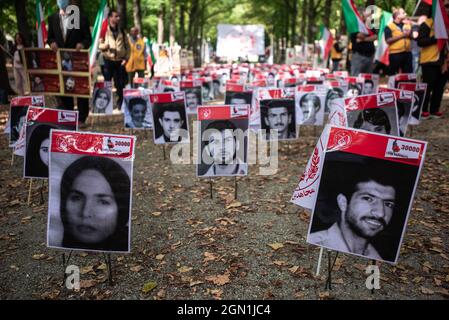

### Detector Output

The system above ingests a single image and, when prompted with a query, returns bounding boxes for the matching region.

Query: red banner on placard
[297,85,316,92]
[198,105,249,121]
[226,83,246,93]
[11,96,45,107]
[150,92,185,103]
[344,92,395,111]
[326,126,426,166]
[27,107,78,126]
[50,130,135,159]
[379,87,414,101]
[180,80,201,88]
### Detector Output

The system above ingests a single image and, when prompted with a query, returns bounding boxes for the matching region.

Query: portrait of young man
[198,119,248,177]
[152,101,189,144]
[348,107,398,136]
[225,91,252,106]
[308,151,419,262]
[362,79,375,95]
[124,96,152,129]
[260,99,297,140]
[183,87,202,114]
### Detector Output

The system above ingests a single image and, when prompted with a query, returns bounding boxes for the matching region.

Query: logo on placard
[377,92,395,106]
[385,139,421,159]
[32,96,44,106]
[58,111,77,123]
[332,130,353,150]
[102,137,132,155]
[200,108,212,119]
[231,105,248,118]
[400,91,413,100]
[346,98,359,111]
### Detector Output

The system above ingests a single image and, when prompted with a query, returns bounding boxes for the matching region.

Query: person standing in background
[47,0,92,126]
[385,8,413,75]
[99,9,130,111]
[13,33,27,96]
[331,34,345,72]
[417,2,449,119]
[126,27,147,85]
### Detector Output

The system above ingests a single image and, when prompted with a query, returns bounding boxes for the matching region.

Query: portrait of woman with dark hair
[92,87,112,114]
[325,87,344,113]
[58,156,131,252]
[299,93,321,125]
[353,108,392,134]
[25,123,58,178]
[125,97,151,128]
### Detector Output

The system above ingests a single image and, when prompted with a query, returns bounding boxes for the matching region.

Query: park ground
[0,94,449,300]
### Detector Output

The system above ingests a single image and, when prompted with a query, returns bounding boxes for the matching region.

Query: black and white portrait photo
[347,83,362,98]
[197,119,248,177]
[124,96,152,129]
[9,106,28,146]
[225,91,253,106]
[260,99,297,140]
[152,100,189,144]
[325,87,345,113]
[307,151,420,263]
[297,92,324,125]
[181,87,202,114]
[48,154,132,253]
[92,85,113,115]
[347,107,399,136]
[24,122,76,179]
[61,51,73,71]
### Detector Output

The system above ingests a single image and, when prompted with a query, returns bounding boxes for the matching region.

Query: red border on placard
[297,85,315,92]
[150,92,185,103]
[326,126,425,166]
[11,96,44,107]
[226,83,245,93]
[197,105,249,121]
[344,93,395,111]
[378,87,413,101]
[27,106,78,125]
[50,130,135,159]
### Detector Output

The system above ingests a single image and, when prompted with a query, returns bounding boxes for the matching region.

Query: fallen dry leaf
[151,212,162,217]
[420,287,434,295]
[80,279,97,289]
[155,254,165,260]
[189,280,204,287]
[178,266,193,273]
[226,201,242,209]
[130,265,144,272]
[268,243,284,251]
[203,252,218,263]
[289,266,299,274]
[205,272,230,286]
[142,281,157,294]
[32,254,46,260]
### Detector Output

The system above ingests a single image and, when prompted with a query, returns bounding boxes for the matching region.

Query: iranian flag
[146,38,157,67]
[432,0,449,50]
[89,0,109,69]
[319,26,334,61]
[36,0,47,48]
[341,0,373,35]
[375,10,393,65]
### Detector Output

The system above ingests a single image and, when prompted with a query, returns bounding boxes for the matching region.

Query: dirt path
[0,101,448,300]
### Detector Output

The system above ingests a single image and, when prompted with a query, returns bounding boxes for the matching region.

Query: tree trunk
[0,29,14,97]
[291,0,298,46]
[323,0,332,28]
[169,0,177,46]
[132,0,143,32]
[188,0,199,50]
[15,0,31,46]
[301,0,308,41]
[158,5,165,44]
[179,3,186,47]
[117,0,127,31]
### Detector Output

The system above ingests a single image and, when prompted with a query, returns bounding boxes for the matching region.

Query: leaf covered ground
[0,100,448,300]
